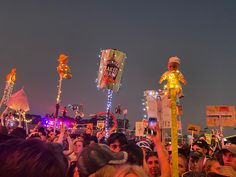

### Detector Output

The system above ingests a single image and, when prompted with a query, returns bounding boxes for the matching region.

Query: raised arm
[151,126,171,177]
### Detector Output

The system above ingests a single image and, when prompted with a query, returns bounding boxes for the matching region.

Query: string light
[14,111,32,123]
[105,89,113,139]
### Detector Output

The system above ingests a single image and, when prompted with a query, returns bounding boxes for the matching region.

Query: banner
[187,124,201,134]
[144,90,158,119]
[135,121,144,137]
[206,106,235,127]
[160,94,171,128]
[97,49,126,92]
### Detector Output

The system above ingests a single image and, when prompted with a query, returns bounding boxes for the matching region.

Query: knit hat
[77,143,128,176]
[136,141,152,151]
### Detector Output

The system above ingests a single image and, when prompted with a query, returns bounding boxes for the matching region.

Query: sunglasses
[110,144,121,149]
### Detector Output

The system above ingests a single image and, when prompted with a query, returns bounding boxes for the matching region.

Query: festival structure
[54,54,72,132]
[0,68,17,126]
[96,48,126,139]
[6,88,30,133]
[159,56,187,177]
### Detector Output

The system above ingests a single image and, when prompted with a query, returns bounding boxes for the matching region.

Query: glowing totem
[159,56,187,177]
[0,68,17,126]
[54,54,72,132]
[97,49,126,139]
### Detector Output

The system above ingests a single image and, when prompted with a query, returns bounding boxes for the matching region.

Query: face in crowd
[74,140,84,155]
[169,154,188,177]
[146,154,160,177]
[109,140,121,153]
[222,150,236,171]
[188,152,205,173]
[192,144,207,155]
[204,159,221,175]
[107,133,128,153]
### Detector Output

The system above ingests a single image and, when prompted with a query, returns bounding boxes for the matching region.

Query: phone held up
[146,117,158,136]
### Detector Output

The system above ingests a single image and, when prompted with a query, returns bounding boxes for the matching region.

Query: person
[107,132,128,152]
[114,164,149,177]
[68,137,85,177]
[136,140,152,167]
[121,142,144,166]
[77,143,128,177]
[146,152,161,177]
[207,166,236,177]
[169,153,188,177]
[192,139,209,156]
[89,135,98,144]
[145,125,170,177]
[204,158,221,175]
[87,165,116,177]
[69,137,84,161]
[221,144,236,171]
[182,151,206,177]
[0,139,68,177]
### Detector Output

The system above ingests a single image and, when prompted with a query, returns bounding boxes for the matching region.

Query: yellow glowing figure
[57,54,72,79]
[6,68,16,83]
[159,56,187,98]
[159,56,187,177]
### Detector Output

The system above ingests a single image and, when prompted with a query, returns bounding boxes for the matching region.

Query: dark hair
[89,136,98,143]
[0,139,68,177]
[107,133,128,146]
[145,151,158,161]
[9,127,26,139]
[121,142,143,166]
[0,126,8,135]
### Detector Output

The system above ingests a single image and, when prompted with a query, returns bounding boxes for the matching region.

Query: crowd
[0,123,235,177]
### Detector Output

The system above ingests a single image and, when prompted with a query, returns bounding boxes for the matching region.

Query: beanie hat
[77,143,128,176]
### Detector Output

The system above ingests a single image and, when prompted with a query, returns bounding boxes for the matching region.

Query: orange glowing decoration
[6,68,17,83]
[56,54,72,104]
[0,68,17,126]
[57,54,72,79]
[54,54,72,133]
[159,56,187,98]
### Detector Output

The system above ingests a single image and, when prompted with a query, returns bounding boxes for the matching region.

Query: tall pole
[54,75,63,133]
[170,88,179,177]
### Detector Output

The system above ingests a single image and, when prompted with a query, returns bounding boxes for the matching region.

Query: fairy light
[14,111,32,123]
[56,76,63,104]
[105,89,113,140]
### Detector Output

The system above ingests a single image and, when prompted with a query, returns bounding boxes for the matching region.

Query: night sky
[1,1,236,136]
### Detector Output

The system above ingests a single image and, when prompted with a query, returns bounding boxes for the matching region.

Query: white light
[105,89,113,140]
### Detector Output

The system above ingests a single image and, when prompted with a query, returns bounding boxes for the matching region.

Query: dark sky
[0,1,236,136]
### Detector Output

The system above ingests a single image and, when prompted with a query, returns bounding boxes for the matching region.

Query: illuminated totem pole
[159,56,187,177]
[97,49,126,140]
[54,54,72,132]
[0,68,16,126]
